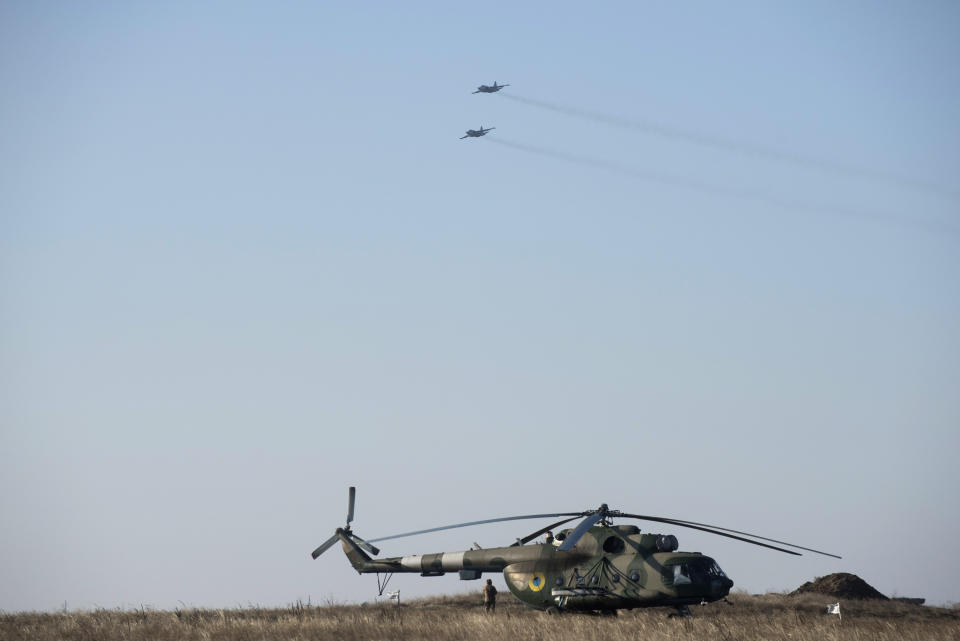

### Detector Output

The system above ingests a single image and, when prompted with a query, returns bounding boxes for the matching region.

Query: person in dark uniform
[482,578,497,612]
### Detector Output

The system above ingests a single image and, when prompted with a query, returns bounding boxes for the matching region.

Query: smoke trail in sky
[486,138,638,176]
[499,93,960,201]
[485,137,960,237]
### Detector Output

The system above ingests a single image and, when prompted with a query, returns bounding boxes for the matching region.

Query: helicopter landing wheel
[545,606,561,616]
[668,606,692,618]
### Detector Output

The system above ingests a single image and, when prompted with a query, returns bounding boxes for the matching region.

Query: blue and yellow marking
[528,572,546,592]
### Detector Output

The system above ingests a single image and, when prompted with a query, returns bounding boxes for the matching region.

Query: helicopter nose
[711,577,734,597]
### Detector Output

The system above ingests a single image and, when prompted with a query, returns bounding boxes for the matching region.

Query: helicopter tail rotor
[311,533,340,559]
[346,486,355,526]
[348,532,380,556]
[311,486,381,560]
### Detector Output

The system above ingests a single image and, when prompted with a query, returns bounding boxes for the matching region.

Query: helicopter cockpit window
[672,559,727,585]
[708,561,727,578]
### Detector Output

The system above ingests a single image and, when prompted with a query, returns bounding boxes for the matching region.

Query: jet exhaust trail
[499,93,959,201]
[487,138,636,176]
[485,137,960,237]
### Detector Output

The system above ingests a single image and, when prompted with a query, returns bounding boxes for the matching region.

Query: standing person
[482,578,497,612]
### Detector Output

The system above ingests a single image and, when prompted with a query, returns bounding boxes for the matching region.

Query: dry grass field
[3,592,958,641]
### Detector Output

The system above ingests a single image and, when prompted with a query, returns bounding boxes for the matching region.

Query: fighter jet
[472,81,509,94]
[460,126,495,139]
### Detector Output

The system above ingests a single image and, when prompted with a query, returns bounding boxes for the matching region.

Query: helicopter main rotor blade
[649,515,842,559]
[346,487,356,526]
[619,513,803,556]
[311,533,340,559]
[367,512,582,544]
[512,516,581,546]
[557,512,605,551]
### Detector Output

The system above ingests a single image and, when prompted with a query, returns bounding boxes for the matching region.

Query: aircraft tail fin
[336,528,377,572]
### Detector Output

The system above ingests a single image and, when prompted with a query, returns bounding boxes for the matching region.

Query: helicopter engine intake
[656,535,679,552]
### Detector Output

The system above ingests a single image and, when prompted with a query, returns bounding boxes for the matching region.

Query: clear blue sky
[2,1,958,611]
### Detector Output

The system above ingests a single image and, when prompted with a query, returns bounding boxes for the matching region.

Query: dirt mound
[791,573,888,600]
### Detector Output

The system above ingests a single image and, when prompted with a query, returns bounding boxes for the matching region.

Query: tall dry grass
[2,592,958,641]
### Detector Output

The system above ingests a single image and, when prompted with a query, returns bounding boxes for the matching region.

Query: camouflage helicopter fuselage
[335,523,734,611]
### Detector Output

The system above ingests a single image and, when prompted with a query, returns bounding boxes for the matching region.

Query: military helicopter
[460,126,495,139]
[311,488,841,615]
[472,81,509,94]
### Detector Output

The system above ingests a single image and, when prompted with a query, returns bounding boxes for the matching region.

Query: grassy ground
[3,592,958,641]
